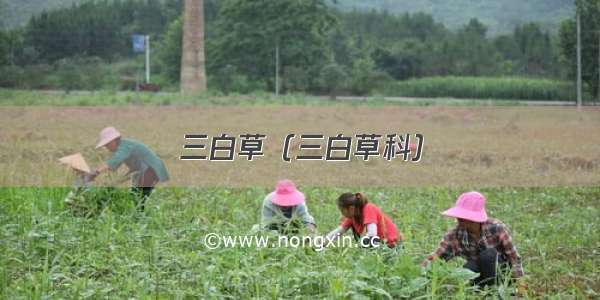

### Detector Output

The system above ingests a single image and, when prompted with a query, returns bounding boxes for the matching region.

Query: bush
[0,56,120,90]
[349,57,392,96]
[229,74,267,94]
[209,65,268,95]
[283,66,310,93]
[48,56,116,91]
[53,58,84,91]
[318,63,347,99]
[22,64,52,89]
[79,56,112,90]
[0,65,25,88]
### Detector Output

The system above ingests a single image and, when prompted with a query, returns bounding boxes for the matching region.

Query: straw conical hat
[59,153,91,173]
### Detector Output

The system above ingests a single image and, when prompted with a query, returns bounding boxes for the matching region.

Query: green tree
[209,0,336,91]
[494,35,521,62]
[349,57,390,95]
[0,29,25,66]
[0,0,6,28]
[157,17,183,83]
[372,38,426,80]
[448,18,502,76]
[0,30,11,65]
[559,0,600,98]
[514,23,557,76]
[22,0,180,63]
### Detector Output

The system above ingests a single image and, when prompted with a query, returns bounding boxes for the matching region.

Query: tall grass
[381,76,579,101]
[0,187,598,298]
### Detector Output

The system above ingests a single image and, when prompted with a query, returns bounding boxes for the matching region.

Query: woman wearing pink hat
[260,180,316,234]
[90,127,170,211]
[423,191,527,292]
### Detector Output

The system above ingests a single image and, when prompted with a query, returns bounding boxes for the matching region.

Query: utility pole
[181,0,207,94]
[597,31,600,102]
[275,42,280,97]
[577,10,583,108]
[145,35,150,84]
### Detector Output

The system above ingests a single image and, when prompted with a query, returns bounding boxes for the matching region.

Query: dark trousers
[463,248,510,288]
[130,187,154,211]
[130,167,159,212]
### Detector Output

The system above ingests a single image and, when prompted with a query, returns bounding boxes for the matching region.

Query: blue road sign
[132,35,146,53]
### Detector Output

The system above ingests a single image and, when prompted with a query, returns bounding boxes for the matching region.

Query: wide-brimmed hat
[96,127,121,149]
[442,191,488,222]
[59,153,91,173]
[270,180,305,207]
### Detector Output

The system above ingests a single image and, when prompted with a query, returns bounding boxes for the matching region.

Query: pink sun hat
[270,180,305,207]
[442,191,488,222]
[95,127,121,149]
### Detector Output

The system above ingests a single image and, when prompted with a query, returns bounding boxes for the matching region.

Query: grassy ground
[0,89,548,107]
[0,187,598,299]
[0,89,449,107]
[1,88,585,107]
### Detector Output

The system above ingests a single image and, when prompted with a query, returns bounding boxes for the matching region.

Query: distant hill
[2,0,575,35]
[330,0,575,35]
[0,0,81,28]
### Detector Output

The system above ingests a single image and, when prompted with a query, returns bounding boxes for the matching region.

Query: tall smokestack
[181,0,207,94]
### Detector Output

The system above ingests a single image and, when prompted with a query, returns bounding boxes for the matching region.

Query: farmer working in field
[422,191,527,293]
[89,126,169,211]
[260,179,317,235]
[324,192,403,249]
[59,152,94,188]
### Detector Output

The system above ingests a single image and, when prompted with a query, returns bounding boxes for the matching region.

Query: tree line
[0,0,597,98]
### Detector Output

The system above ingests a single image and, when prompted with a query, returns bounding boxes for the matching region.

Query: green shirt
[106,138,169,182]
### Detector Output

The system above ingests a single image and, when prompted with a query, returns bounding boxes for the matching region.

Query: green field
[1,187,598,299]
[381,77,578,102]
[0,73,583,104]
